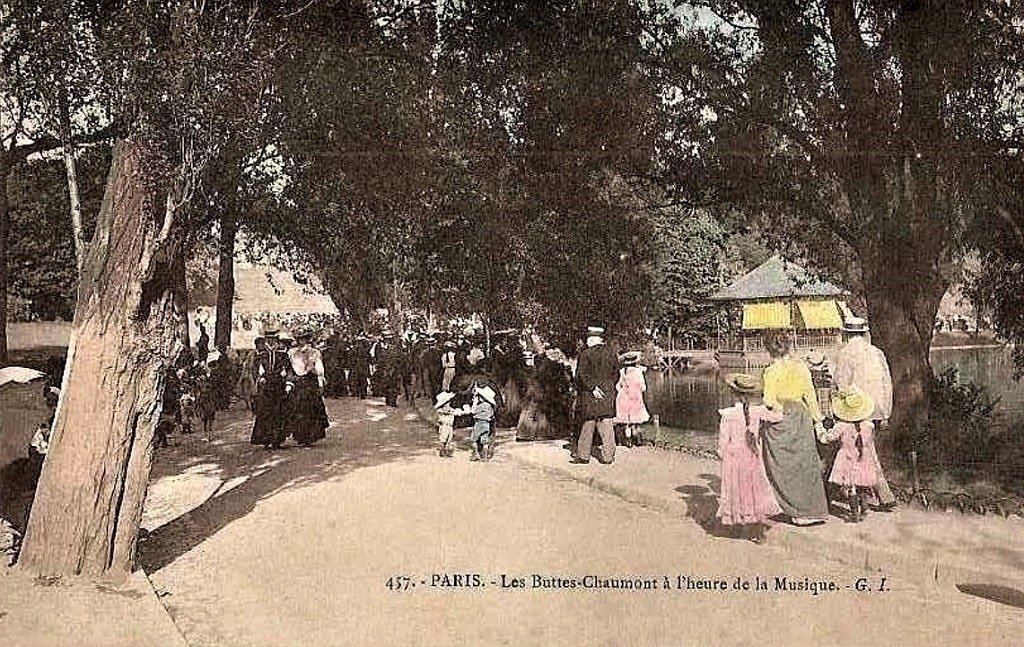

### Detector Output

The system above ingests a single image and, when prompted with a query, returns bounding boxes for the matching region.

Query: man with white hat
[572,325,619,464]
[830,315,896,509]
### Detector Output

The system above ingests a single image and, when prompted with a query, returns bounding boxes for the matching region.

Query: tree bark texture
[19,139,186,579]
[859,203,949,458]
[0,154,10,367]
[214,209,236,350]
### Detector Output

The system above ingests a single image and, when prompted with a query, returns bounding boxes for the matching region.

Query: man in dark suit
[572,326,619,464]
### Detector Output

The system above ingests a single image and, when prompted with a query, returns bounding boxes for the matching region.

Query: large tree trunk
[214,209,236,350]
[861,250,947,459]
[18,139,186,580]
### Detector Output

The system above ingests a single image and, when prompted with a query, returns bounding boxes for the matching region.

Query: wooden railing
[716,331,841,352]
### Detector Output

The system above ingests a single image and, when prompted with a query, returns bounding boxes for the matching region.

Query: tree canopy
[647,0,1024,437]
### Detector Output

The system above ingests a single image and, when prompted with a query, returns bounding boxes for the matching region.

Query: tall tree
[19,0,290,579]
[1,0,113,361]
[656,1,1024,445]
[435,0,664,339]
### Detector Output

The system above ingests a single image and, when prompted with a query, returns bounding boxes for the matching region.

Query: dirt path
[140,398,1021,646]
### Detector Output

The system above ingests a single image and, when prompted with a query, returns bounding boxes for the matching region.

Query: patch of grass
[648,423,717,454]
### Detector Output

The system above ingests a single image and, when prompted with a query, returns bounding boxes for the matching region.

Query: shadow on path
[956,583,1024,610]
[674,473,734,539]
[139,399,434,574]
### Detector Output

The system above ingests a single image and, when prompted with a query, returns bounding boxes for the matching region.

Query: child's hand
[814,421,837,443]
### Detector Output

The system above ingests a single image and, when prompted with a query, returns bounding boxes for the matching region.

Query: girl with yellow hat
[827,389,882,523]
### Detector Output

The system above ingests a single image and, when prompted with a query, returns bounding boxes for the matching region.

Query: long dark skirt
[250,377,289,447]
[762,403,829,520]
[290,376,329,445]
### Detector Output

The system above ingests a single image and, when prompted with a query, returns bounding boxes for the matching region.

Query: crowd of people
[162,311,897,541]
[159,316,662,463]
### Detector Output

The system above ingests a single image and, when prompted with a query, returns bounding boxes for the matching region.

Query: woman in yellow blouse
[760,332,829,525]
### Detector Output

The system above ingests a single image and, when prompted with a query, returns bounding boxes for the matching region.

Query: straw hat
[805,349,826,368]
[724,373,762,394]
[619,350,642,366]
[473,384,497,405]
[831,389,875,422]
[434,391,457,409]
[841,316,869,334]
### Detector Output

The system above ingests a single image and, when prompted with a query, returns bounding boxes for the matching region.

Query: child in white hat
[470,384,498,461]
[433,391,470,458]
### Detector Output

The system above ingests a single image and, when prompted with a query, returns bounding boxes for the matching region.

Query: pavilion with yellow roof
[709,256,852,369]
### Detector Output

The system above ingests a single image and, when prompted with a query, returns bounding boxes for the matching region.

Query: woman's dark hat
[262,320,281,336]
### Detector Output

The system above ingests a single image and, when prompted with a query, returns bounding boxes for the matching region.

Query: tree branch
[10,120,121,162]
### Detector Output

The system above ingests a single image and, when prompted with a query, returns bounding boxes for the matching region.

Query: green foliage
[657,1,1024,329]
[255,0,670,341]
[649,209,727,333]
[7,148,110,320]
[905,368,1001,480]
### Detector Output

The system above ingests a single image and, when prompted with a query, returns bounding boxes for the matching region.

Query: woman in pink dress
[827,389,879,523]
[717,373,783,543]
[613,351,650,447]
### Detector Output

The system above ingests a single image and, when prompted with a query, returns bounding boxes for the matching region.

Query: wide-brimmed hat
[434,391,457,409]
[619,350,642,366]
[841,316,869,334]
[262,320,281,336]
[473,384,497,405]
[831,389,875,422]
[294,327,313,340]
[586,325,605,335]
[724,373,762,394]
[805,350,826,368]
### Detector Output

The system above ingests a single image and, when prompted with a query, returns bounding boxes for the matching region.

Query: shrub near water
[913,368,1006,484]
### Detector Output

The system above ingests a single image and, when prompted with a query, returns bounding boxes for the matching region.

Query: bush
[910,368,1001,480]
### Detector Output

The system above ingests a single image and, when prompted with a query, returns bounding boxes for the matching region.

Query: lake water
[645,346,1024,437]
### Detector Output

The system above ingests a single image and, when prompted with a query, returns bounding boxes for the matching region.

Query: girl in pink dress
[613,351,650,447]
[717,373,783,543]
[827,389,879,523]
